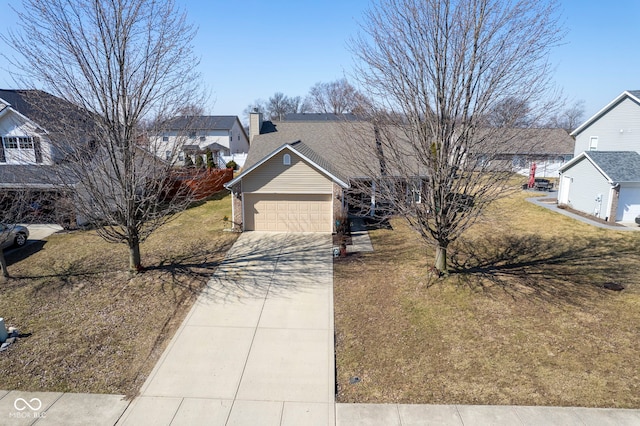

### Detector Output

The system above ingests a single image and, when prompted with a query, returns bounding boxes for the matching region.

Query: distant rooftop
[282,113,362,122]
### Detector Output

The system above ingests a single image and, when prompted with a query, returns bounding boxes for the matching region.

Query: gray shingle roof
[472,128,574,155]
[0,89,95,135]
[586,151,640,182]
[0,165,79,188]
[626,90,640,99]
[245,120,376,180]
[164,115,238,130]
[283,113,361,122]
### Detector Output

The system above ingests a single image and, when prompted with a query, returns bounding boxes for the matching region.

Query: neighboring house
[0,89,96,223]
[0,89,93,187]
[557,151,640,222]
[480,128,574,177]
[570,90,640,156]
[154,115,249,168]
[558,90,640,222]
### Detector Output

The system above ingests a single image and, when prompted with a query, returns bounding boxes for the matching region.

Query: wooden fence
[167,168,233,200]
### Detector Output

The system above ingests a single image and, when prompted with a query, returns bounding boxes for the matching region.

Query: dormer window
[283,153,291,165]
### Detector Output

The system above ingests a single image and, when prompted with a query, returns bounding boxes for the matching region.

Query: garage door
[245,193,332,232]
[617,185,640,222]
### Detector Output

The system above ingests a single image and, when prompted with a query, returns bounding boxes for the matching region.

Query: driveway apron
[118,232,335,426]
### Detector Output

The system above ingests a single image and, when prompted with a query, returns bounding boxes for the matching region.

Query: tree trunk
[0,250,9,281]
[434,245,447,274]
[128,241,142,273]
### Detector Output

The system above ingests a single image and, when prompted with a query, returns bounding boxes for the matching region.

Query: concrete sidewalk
[336,403,640,425]
[117,232,335,425]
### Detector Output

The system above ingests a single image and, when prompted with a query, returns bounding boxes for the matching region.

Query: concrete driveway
[118,232,335,426]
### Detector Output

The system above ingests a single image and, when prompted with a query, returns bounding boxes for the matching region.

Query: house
[153,115,249,168]
[0,90,95,218]
[226,112,356,232]
[228,112,578,233]
[481,128,574,177]
[570,90,640,156]
[558,90,640,222]
[0,89,94,167]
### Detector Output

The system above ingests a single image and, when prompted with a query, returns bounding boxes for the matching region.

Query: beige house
[228,112,572,233]
[226,112,359,232]
[225,140,349,232]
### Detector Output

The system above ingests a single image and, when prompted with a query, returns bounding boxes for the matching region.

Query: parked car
[0,224,29,250]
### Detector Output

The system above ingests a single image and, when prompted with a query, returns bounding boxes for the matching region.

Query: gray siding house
[571,90,640,155]
[558,151,640,222]
[559,90,640,222]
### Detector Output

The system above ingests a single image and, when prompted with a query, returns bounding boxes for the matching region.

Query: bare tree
[5,0,205,272]
[306,79,366,114]
[486,97,532,128]
[245,93,309,122]
[547,100,586,131]
[349,0,563,273]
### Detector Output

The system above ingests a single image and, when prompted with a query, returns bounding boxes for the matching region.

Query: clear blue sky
[0,0,639,123]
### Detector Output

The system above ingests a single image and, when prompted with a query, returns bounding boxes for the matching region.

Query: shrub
[195,154,204,168]
[184,154,193,167]
[205,148,215,169]
[226,160,237,170]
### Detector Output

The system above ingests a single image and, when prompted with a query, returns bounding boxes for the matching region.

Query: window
[178,152,184,161]
[4,137,18,149]
[589,136,598,151]
[165,151,171,160]
[19,138,33,149]
[283,153,291,165]
[200,136,206,142]
[3,136,34,149]
[189,132,196,139]
[162,134,169,142]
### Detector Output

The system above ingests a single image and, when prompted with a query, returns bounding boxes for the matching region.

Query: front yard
[0,194,237,397]
[334,192,640,408]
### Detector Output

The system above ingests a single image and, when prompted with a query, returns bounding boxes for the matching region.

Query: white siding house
[0,93,53,166]
[152,115,249,168]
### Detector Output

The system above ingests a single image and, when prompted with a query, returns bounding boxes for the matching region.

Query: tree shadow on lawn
[448,232,640,306]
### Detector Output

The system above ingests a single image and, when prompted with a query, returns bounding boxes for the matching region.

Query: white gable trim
[225,142,349,189]
[570,91,640,137]
[559,151,614,183]
[0,103,48,135]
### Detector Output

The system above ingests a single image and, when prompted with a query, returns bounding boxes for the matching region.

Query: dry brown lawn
[0,193,237,397]
[334,191,640,408]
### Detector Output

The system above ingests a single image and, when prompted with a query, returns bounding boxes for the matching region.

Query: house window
[283,153,291,165]
[200,136,206,142]
[4,137,18,149]
[4,136,34,150]
[589,136,598,151]
[178,152,184,161]
[162,134,169,142]
[19,138,33,149]
[165,151,171,160]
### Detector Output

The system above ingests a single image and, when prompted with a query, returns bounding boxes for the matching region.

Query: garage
[616,185,640,222]
[244,193,332,232]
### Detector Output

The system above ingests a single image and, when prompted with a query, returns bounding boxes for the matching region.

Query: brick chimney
[249,109,263,143]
